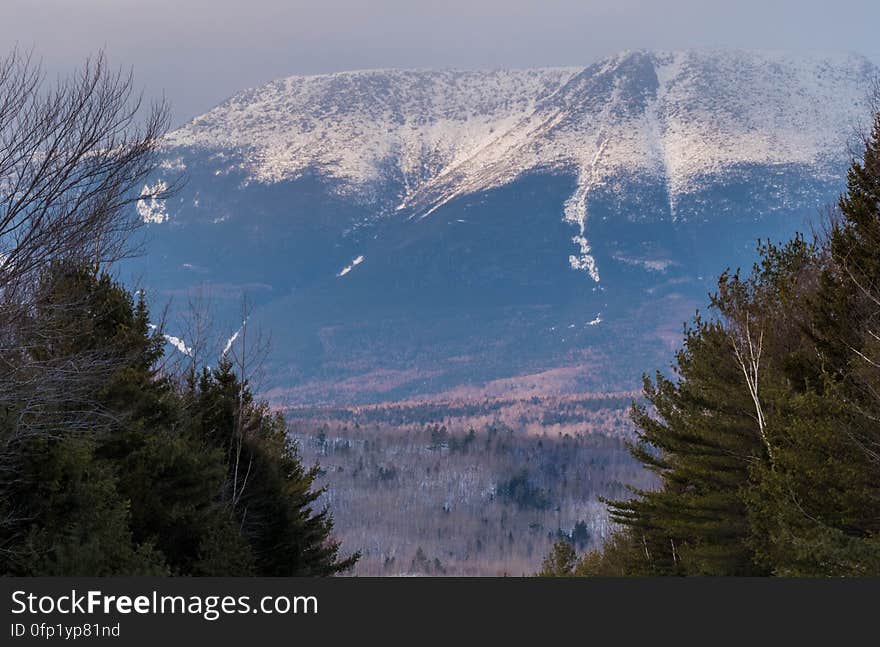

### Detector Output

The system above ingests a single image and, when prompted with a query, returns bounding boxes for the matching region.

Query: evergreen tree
[1,262,356,576]
[557,110,880,577]
[1,263,175,574]
[538,540,578,577]
[608,314,770,576]
[749,111,880,575]
[187,358,359,576]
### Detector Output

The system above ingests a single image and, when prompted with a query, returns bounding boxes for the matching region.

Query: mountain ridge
[158,49,875,282]
[164,49,875,194]
[130,49,877,404]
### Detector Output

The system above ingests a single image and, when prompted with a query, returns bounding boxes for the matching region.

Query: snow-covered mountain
[131,50,877,404]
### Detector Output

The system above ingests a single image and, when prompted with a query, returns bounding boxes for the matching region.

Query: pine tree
[187,358,359,576]
[564,110,880,576]
[607,315,769,576]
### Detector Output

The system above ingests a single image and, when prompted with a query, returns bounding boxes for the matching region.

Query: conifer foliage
[0,263,358,575]
[551,110,880,577]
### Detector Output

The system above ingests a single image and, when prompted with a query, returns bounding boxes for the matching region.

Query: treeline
[286,393,635,442]
[543,110,880,577]
[0,51,356,575]
[285,394,635,428]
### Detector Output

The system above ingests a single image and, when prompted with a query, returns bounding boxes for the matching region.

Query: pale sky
[3,0,880,126]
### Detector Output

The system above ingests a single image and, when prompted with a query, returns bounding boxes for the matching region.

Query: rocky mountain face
[129,50,876,405]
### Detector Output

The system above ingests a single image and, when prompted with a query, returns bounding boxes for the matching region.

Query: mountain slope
[130,50,876,404]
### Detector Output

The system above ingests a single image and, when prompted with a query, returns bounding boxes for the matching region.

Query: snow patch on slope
[613,254,676,272]
[337,255,365,277]
[223,318,249,355]
[137,180,169,224]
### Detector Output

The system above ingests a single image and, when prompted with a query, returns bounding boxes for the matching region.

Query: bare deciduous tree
[227,293,271,508]
[0,48,171,301]
[729,308,772,463]
[716,271,775,465]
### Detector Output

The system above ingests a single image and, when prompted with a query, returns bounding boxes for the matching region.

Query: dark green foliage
[497,469,551,510]
[612,315,769,576]
[7,434,168,576]
[427,424,449,450]
[186,359,358,575]
[538,540,578,577]
[570,520,590,549]
[0,263,357,576]
[552,110,880,577]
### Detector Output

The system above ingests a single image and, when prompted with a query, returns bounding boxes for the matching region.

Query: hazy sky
[3,0,880,126]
